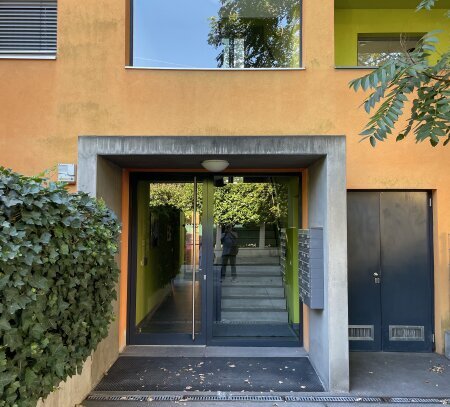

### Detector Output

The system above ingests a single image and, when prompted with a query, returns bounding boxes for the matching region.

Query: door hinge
[429,198,432,207]
[432,333,435,343]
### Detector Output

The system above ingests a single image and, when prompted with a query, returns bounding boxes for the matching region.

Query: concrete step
[221,309,289,322]
[221,275,283,285]
[219,272,281,278]
[221,286,285,297]
[216,265,282,274]
[221,297,287,309]
[233,256,280,265]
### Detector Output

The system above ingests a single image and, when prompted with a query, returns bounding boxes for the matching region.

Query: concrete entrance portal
[78,135,348,392]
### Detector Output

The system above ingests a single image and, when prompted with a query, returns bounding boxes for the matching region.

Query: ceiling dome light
[201,159,229,172]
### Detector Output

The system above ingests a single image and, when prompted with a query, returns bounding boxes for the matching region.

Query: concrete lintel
[79,135,344,159]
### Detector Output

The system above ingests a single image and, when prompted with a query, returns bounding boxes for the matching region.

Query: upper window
[0,0,57,59]
[131,0,301,69]
[357,34,422,67]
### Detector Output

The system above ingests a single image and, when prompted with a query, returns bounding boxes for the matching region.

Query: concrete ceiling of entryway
[102,154,322,170]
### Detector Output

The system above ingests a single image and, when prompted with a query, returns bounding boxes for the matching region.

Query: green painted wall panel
[284,177,300,324]
[335,9,450,66]
[135,181,182,326]
[135,182,150,325]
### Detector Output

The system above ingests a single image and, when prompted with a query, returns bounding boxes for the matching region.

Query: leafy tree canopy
[349,0,449,147]
[214,182,287,226]
[149,181,288,226]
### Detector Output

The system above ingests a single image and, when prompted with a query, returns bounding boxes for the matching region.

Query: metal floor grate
[94,357,323,392]
[87,393,450,404]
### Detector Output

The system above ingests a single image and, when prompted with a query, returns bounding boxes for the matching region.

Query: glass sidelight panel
[211,176,300,341]
[134,180,202,337]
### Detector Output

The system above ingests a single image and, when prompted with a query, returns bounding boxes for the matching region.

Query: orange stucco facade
[0,0,449,361]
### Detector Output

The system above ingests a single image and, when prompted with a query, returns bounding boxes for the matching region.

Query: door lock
[373,272,380,284]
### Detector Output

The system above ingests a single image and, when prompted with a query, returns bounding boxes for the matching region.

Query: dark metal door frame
[127,172,211,345]
[127,172,304,347]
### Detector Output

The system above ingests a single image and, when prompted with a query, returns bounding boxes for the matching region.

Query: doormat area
[94,357,323,392]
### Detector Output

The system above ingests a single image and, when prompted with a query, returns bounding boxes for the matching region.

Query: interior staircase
[219,256,289,324]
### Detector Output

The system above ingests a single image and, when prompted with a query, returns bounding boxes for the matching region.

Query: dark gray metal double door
[347,191,433,352]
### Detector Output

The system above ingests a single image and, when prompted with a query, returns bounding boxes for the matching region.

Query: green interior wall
[135,182,182,326]
[135,181,150,325]
[284,177,300,325]
[179,211,186,267]
[335,9,450,66]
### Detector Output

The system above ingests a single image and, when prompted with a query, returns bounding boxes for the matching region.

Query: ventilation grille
[389,325,425,341]
[0,0,57,57]
[349,325,374,341]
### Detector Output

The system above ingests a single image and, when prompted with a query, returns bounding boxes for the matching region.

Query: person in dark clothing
[220,225,238,281]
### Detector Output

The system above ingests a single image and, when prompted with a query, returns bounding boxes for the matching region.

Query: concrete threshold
[122,345,307,358]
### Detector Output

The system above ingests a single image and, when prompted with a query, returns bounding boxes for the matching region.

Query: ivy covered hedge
[0,168,120,407]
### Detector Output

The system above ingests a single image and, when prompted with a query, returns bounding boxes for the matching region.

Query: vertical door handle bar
[192,177,197,341]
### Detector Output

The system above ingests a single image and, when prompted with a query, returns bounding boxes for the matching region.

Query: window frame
[128,0,303,70]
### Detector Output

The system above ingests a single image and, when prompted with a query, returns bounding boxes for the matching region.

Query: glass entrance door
[129,176,205,344]
[207,176,301,345]
[128,173,302,346]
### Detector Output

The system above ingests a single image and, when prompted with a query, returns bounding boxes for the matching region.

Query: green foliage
[417,0,438,11]
[0,168,120,407]
[149,183,203,217]
[214,182,287,226]
[148,181,288,227]
[349,3,450,147]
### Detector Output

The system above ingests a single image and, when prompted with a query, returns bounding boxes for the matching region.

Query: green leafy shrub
[0,168,120,407]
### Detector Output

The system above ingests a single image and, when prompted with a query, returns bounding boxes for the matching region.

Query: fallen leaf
[429,365,445,374]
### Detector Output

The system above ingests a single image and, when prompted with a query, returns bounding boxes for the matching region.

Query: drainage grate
[87,395,150,402]
[87,394,450,404]
[184,394,284,402]
[285,395,382,402]
[150,395,181,401]
[387,397,447,404]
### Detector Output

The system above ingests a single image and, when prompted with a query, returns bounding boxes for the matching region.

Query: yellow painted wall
[0,0,448,359]
[335,9,450,66]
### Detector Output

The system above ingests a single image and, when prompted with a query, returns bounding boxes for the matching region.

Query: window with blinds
[0,0,57,58]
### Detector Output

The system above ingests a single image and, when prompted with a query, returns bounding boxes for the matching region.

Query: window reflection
[357,34,422,67]
[132,0,301,69]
